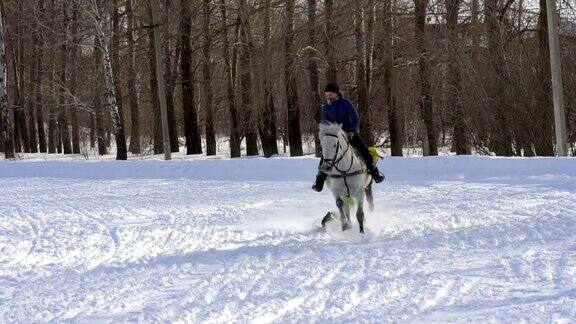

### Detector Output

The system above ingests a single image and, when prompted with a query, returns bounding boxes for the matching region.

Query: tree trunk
[259,0,278,158]
[14,12,29,154]
[47,0,57,154]
[58,6,72,155]
[446,0,469,155]
[238,0,258,156]
[307,0,322,157]
[219,0,240,158]
[535,0,554,156]
[485,0,513,156]
[414,0,438,155]
[34,0,47,153]
[381,0,402,156]
[203,0,216,155]
[324,0,337,84]
[27,63,38,153]
[126,0,141,154]
[163,0,180,153]
[57,41,72,155]
[93,42,107,155]
[70,1,80,154]
[179,0,202,154]
[91,0,127,160]
[89,112,95,150]
[0,4,14,159]
[364,0,375,93]
[146,2,163,155]
[284,0,303,156]
[10,48,24,154]
[354,0,373,146]
[150,0,172,160]
[111,0,126,137]
[471,0,480,60]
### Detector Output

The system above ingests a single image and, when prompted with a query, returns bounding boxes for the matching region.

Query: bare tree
[146,1,163,154]
[203,0,216,155]
[364,0,375,92]
[0,1,14,159]
[58,5,72,154]
[47,0,57,154]
[219,0,240,157]
[238,0,258,156]
[126,0,141,154]
[324,0,337,84]
[535,0,554,156]
[414,0,437,155]
[284,0,303,156]
[307,0,321,157]
[445,0,469,154]
[180,0,202,154]
[258,0,278,158]
[162,0,179,153]
[69,1,81,154]
[485,0,513,156]
[354,0,373,146]
[380,0,402,156]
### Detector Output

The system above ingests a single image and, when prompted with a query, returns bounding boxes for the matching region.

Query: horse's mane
[319,123,347,140]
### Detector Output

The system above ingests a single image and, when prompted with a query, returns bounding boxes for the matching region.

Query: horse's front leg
[336,197,350,231]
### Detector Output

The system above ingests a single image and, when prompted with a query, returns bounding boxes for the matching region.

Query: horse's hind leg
[336,197,350,231]
[356,195,365,234]
[365,183,374,212]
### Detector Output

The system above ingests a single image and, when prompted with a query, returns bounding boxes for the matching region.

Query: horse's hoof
[321,212,335,227]
[342,223,351,231]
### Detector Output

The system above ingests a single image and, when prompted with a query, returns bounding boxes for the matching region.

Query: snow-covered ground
[1,155,575,322]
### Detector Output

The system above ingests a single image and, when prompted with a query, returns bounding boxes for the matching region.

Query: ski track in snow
[1,158,576,322]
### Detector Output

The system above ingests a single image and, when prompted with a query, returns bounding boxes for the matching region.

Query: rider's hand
[347,132,355,139]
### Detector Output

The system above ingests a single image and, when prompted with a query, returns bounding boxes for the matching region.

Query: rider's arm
[348,101,360,133]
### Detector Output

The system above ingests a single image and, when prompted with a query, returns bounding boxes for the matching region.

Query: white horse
[319,123,374,233]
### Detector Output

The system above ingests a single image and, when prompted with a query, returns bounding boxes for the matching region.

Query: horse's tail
[365,182,374,212]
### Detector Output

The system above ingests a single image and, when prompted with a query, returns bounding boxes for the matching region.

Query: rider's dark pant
[318,133,374,174]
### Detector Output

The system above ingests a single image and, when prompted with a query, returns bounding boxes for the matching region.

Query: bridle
[322,133,354,174]
[321,131,369,197]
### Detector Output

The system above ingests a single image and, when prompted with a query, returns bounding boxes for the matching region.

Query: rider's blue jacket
[321,96,360,134]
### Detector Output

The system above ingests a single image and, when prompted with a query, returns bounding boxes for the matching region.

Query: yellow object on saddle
[368,147,384,164]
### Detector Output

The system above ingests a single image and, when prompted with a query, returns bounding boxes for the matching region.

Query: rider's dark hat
[324,83,340,94]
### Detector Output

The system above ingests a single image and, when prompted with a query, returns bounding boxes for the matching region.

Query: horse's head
[319,123,348,172]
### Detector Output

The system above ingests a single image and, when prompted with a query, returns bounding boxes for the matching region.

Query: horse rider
[312,83,385,192]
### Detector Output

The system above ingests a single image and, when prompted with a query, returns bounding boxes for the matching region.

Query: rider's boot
[368,166,385,183]
[312,173,327,192]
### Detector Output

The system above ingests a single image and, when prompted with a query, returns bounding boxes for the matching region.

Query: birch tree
[88,0,128,160]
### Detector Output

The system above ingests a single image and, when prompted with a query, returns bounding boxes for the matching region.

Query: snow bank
[1,156,575,185]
